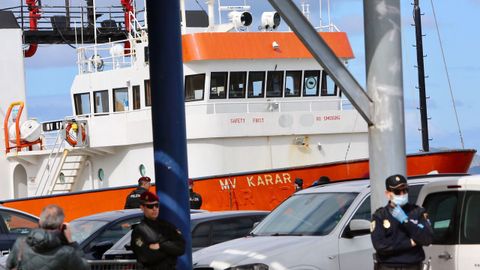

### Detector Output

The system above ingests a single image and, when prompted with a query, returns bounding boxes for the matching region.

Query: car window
[70,220,109,244]
[408,184,423,204]
[351,196,371,221]
[461,191,480,244]
[0,211,38,234]
[210,217,255,245]
[253,193,357,236]
[192,222,210,248]
[423,191,460,245]
[90,217,142,247]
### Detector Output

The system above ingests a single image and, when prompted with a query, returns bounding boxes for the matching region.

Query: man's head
[138,176,152,189]
[294,178,303,191]
[384,174,409,206]
[39,204,65,230]
[189,179,194,191]
[139,191,159,220]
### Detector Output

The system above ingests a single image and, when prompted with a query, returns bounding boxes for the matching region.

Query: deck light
[261,12,281,30]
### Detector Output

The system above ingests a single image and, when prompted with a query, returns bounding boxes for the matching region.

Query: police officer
[131,191,185,270]
[371,174,433,270]
[189,179,203,209]
[124,176,152,209]
[294,177,303,191]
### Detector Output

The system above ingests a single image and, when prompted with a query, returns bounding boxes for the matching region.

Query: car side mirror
[343,219,371,239]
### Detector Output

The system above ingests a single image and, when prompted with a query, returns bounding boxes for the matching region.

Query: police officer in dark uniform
[371,174,433,270]
[124,176,152,209]
[294,178,303,191]
[189,179,202,209]
[131,191,185,270]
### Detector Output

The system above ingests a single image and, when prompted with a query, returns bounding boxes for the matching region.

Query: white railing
[77,37,142,74]
[186,98,353,114]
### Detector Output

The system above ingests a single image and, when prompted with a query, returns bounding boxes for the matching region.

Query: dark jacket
[125,187,149,209]
[131,218,185,270]
[371,203,433,266]
[6,229,89,270]
[189,190,202,209]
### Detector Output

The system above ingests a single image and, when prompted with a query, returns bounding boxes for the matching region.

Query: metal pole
[364,0,407,211]
[413,0,429,152]
[145,1,191,269]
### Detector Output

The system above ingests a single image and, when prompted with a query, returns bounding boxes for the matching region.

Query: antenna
[301,0,310,20]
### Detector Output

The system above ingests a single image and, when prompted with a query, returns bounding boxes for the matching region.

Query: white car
[193,175,454,270]
[417,175,480,270]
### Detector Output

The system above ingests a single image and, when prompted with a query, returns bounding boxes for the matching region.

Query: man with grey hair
[6,205,89,270]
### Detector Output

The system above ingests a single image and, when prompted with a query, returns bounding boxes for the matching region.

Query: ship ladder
[48,149,87,194]
[35,129,66,196]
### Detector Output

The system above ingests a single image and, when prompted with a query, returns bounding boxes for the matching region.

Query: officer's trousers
[376,263,423,270]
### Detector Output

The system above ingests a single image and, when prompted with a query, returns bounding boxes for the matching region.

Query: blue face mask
[392,194,408,206]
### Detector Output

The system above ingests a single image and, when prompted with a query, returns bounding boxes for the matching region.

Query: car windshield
[252,192,357,236]
[70,220,109,243]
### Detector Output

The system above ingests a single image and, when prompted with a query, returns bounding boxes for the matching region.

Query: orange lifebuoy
[65,122,86,147]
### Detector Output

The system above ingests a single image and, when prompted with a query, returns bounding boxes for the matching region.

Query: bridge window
[185,74,206,101]
[229,72,247,99]
[247,71,265,98]
[74,93,91,115]
[321,71,338,96]
[113,88,129,112]
[285,71,302,97]
[94,90,109,113]
[266,71,283,98]
[144,80,151,107]
[133,85,141,110]
[303,70,320,96]
[210,72,227,99]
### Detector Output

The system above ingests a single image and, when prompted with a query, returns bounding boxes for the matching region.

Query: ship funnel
[261,12,281,30]
[229,11,253,28]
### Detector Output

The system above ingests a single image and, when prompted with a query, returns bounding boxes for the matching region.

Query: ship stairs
[35,121,88,196]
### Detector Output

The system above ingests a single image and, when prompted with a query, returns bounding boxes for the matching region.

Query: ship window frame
[144,80,152,107]
[321,71,338,96]
[266,71,284,98]
[228,71,247,99]
[247,71,266,98]
[74,92,91,116]
[284,70,302,97]
[185,73,206,102]
[113,87,129,112]
[93,90,109,114]
[210,72,228,100]
[303,70,320,97]
[133,85,141,110]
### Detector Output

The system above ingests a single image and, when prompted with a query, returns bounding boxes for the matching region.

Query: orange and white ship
[0,0,475,220]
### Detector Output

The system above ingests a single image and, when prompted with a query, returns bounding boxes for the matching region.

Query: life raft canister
[65,122,86,147]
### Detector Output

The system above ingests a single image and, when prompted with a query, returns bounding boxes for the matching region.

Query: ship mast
[413,0,430,152]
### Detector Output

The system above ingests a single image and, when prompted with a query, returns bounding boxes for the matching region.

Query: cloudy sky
[2,0,479,154]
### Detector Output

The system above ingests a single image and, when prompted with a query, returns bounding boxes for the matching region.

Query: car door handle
[438,252,452,260]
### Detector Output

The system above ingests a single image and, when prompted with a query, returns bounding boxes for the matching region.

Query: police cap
[140,191,159,203]
[385,174,408,191]
[138,176,151,184]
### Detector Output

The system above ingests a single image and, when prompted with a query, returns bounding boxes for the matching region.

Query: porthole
[139,164,146,177]
[98,168,105,181]
[58,172,65,183]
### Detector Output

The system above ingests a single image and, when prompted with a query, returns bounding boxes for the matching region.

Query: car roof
[0,205,39,220]
[190,210,269,220]
[295,174,467,195]
[70,209,143,222]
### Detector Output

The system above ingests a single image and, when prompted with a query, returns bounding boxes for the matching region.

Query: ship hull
[1,149,475,221]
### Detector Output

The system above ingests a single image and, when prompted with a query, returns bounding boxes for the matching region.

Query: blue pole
[145,1,191,269]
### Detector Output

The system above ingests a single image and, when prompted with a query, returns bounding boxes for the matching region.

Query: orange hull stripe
[182,32,354,62]
[1,150,474,220]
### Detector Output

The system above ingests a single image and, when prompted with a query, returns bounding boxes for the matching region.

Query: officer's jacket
[189,191,202,209]
[124,187,149,209]
[371,203,433,266]
[131,218,185,270]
